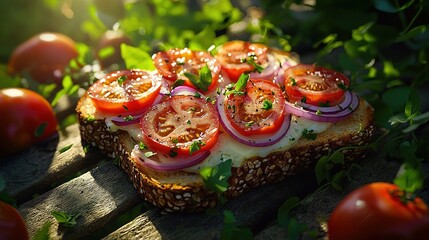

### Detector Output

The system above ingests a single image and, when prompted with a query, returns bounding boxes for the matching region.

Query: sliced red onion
[170,86,206,99]
[284,91,360,122]
[215,93,291,147]
[111,93,164,126]
[133,145,210,171]
[296,91,354,114]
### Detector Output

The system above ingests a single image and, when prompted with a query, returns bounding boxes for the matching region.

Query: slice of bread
[76,91,374,212]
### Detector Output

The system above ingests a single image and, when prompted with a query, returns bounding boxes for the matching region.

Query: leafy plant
[51,211,80,228]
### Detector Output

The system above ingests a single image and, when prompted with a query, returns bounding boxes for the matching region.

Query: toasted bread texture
[76,92,374,212]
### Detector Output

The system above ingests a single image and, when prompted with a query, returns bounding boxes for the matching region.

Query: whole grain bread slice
[76,93,374,212]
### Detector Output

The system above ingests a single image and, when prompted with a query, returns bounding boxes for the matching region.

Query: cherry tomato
[87,69,163,115]
[96,30,132,69]
[0,88,58,158]
[152,48,221,92]
[8,32,78,84]
[284,64,349,106]
[222,79,285,136]
[216,40,269,82]
[0,201,29,240]
[328,182,429,240]
[141,95,219,156]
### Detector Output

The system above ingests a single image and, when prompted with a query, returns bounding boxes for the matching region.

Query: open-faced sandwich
[76,40,374,212]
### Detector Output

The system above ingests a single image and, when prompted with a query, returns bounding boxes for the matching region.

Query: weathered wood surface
[0,124,102,204]
[3,119,429,239]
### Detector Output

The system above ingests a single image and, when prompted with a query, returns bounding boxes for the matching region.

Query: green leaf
[51,211,80,228]
[121,44,155,70]
[286,217,307,240]
[34,122,48,137]
[51,89,66,107]
[189,27,216,51]
[200,159,232,193]
[374,0,416,13]
[33,221,51,240]
[184,65,212,92]
[397,25,427,42]
[382,86,411,113]
[38,83,57,99]
[98,46,115,59]
[277,196,300,227]
[394,164,423,193]
[235,74,249,91]
[405,88,420,119]
[220,210,253,240]
[315,156,329,184]
[330,151,345,165]
[331,170,347,191]
[58,144,73,154]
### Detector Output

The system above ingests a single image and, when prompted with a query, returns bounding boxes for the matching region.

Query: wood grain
[18,163,141,239]
[0,124,103,204]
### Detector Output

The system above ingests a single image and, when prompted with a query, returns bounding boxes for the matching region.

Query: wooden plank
[103,173,318,240]
[254,158,429,239]
[0,123,103,203]
[18,163,141,240]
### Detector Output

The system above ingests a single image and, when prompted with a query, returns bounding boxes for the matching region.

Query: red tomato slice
[223,79,285,136]
[141,95,219,156]
[88,69,162,114]
[216,40,269,82]
[152,48,220,92]
[284,64,349,106]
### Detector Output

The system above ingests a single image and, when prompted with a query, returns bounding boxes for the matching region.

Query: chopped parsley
[58,144,73,154]
[302,129,317,140]
[138,142,147,150]
[190,140,206,155]
[124,115,134,121]
[242,55,264,73]
[85,115,96,122]
[290,77,297,86]
[117,76,127,85]
[262,99,273,110]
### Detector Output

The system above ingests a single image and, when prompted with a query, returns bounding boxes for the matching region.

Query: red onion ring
[111,93,164,126]
[296,91,354,114]
[170,86,206,99]
[216,93,291,147]
[284,91,360,122]
[133,145,210,171]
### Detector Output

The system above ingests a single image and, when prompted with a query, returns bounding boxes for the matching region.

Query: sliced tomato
[87,69,162,114]
[216,40,269,82]
[152,48,220,92]
[284,64,349,106]
[141,95,219,156]
[222,79,285,136]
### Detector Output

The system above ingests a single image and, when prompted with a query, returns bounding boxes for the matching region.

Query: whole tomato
[0,201,29,240]
[0,88,58,158]
[328,182,429,240]
[8,32,78,84]
[96,30,131,69]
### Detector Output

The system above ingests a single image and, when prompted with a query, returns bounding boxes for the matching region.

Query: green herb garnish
[117,75,127,85]
[58,144,73,154]
[184,64,212,92]
[302,129,317,140]
[262,99,273,110]
[190,141,205,155]
[51,211,80,228]
[200,159,232,193]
